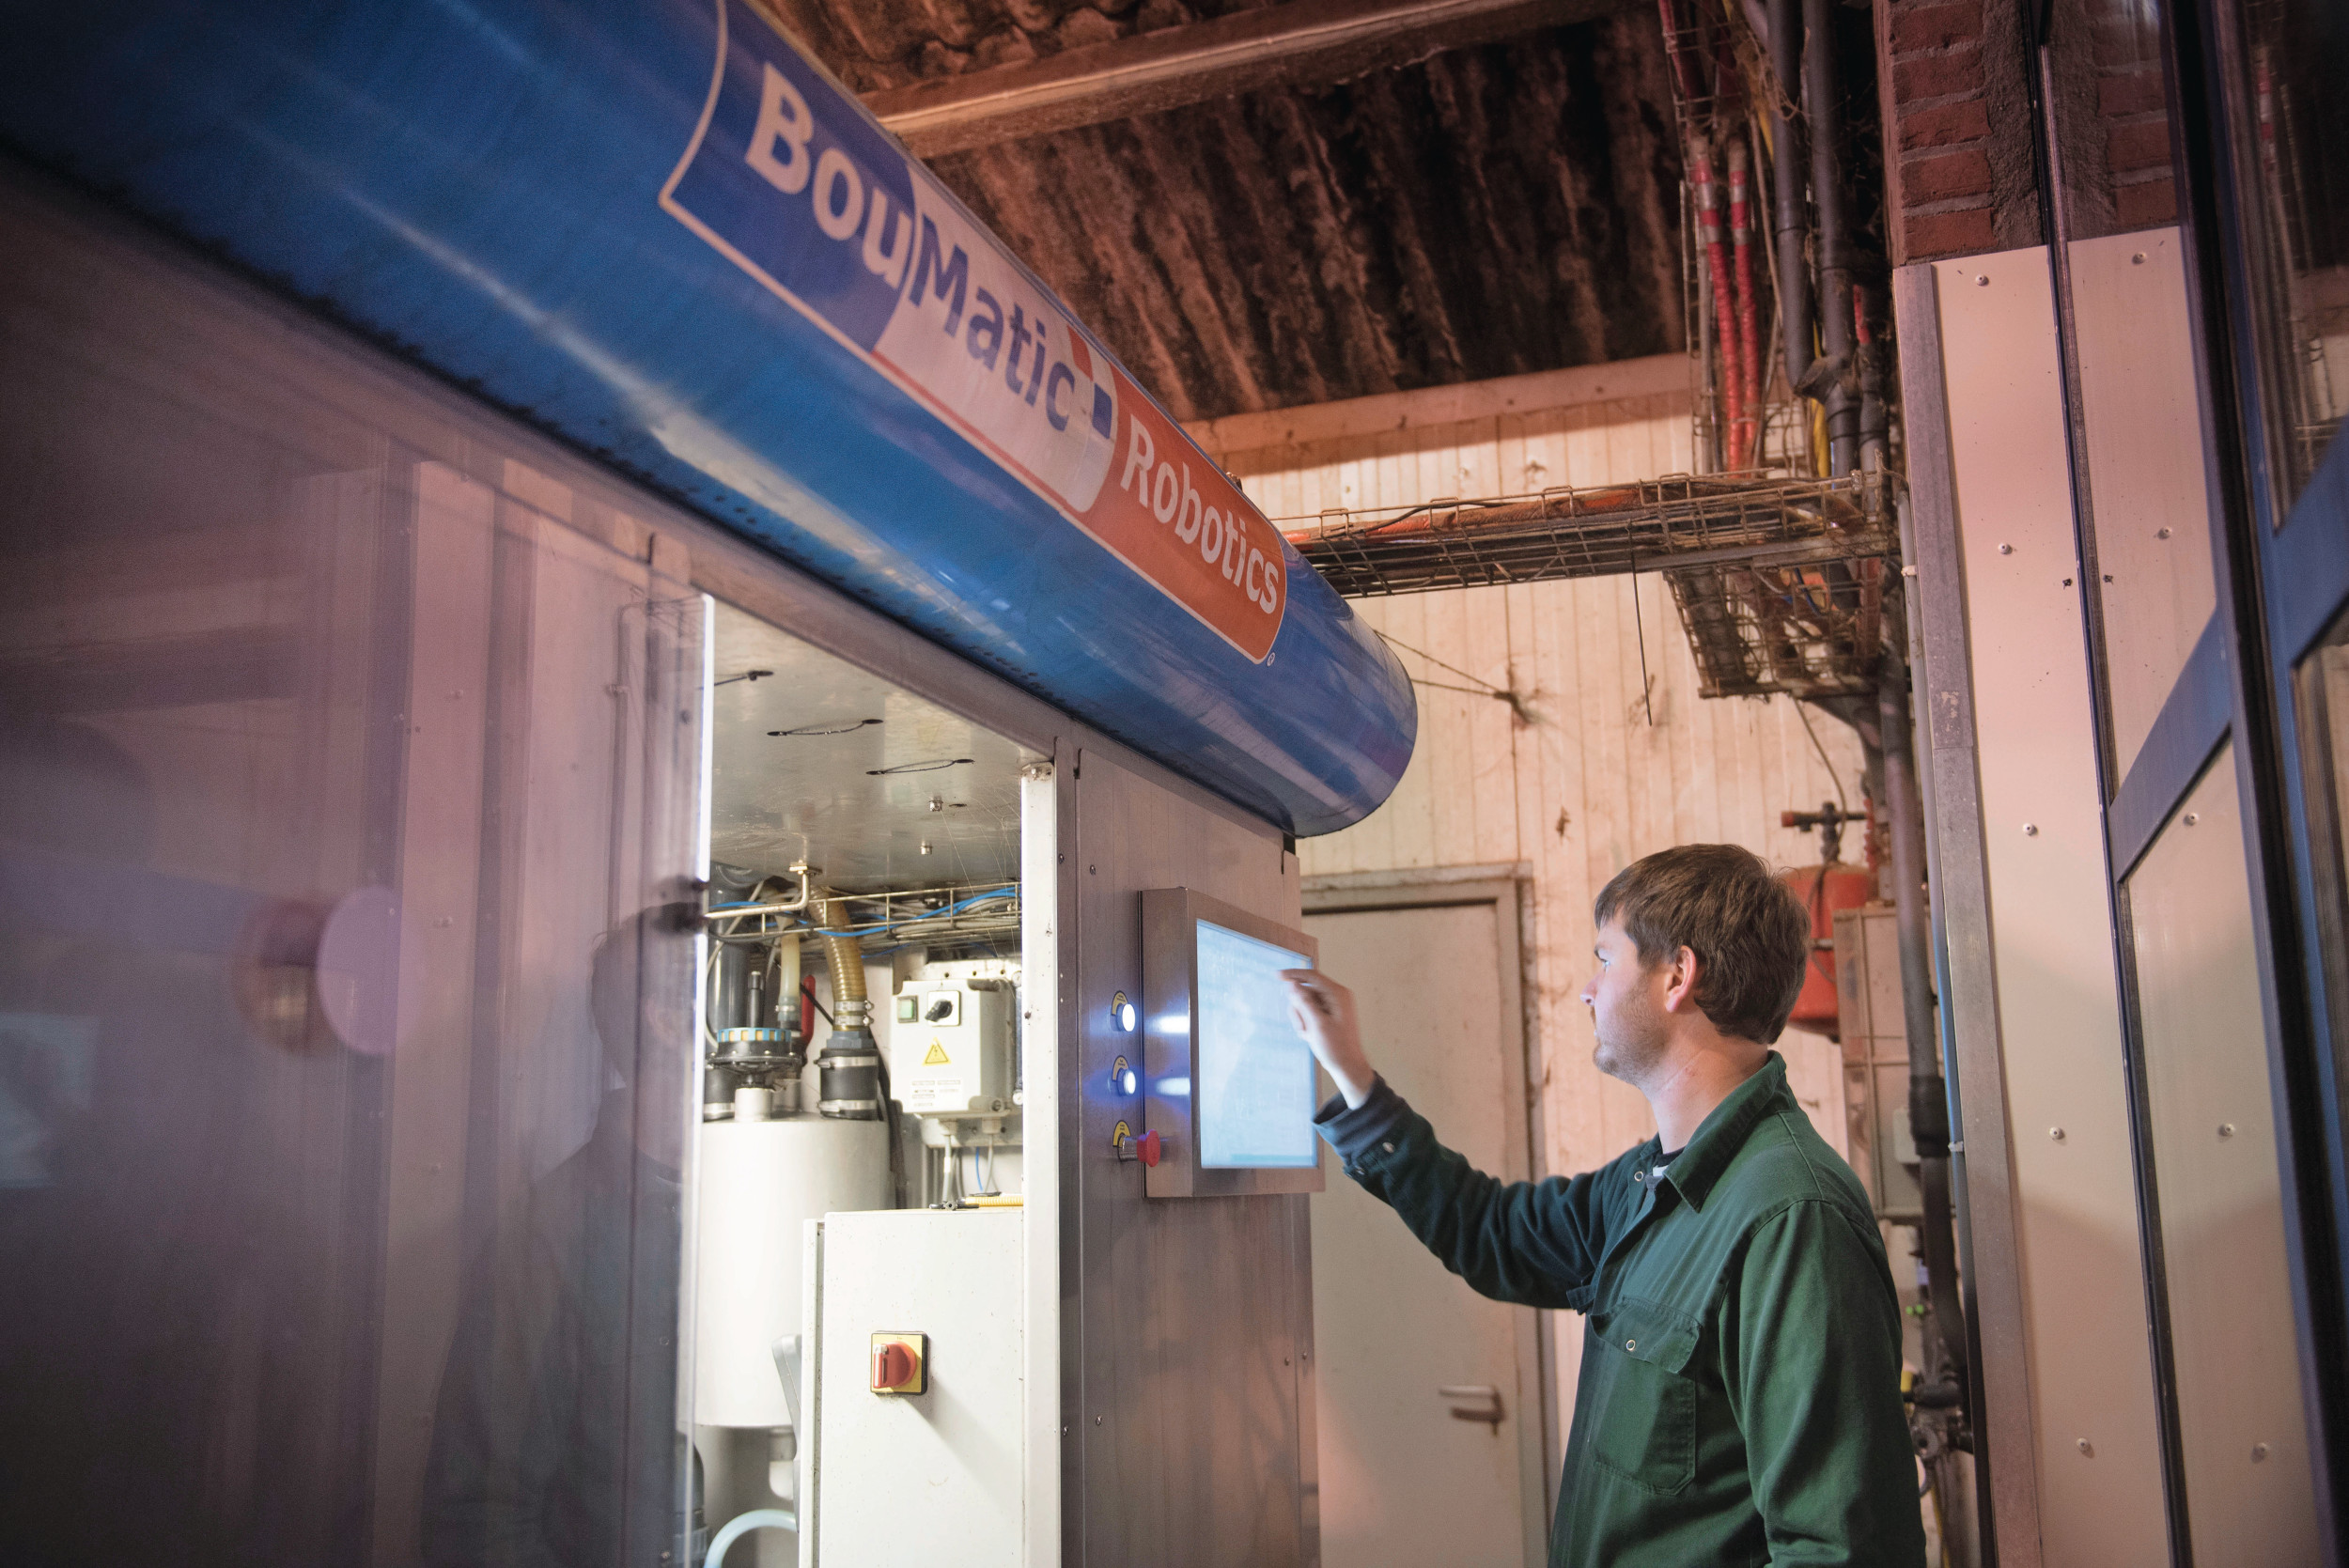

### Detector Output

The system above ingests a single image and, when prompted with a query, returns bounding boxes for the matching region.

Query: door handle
[1439,1384,1504,1430]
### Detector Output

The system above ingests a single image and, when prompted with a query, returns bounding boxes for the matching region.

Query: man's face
[1582,917,1672,1087]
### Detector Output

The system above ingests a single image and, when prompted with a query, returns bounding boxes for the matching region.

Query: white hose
[705,1507,795,1567]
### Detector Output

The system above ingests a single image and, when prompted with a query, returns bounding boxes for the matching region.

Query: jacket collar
[1656,1051,1793,1213]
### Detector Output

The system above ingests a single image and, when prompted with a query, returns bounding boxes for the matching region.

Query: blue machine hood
[0,0,1413,837]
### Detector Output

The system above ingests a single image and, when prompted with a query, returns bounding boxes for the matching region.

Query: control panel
[889,976,1018,1116]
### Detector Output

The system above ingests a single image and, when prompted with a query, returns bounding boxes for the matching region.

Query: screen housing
[1141,887,1326,1198]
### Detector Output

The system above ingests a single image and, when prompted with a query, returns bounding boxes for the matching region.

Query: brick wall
[1875,0,2041,263]
[1874,0,2178,263]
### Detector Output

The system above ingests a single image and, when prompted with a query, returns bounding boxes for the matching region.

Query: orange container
[1779,861,1875,1038]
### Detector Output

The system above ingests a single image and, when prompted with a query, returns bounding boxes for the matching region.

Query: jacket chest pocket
[1586,1296,1703,1496]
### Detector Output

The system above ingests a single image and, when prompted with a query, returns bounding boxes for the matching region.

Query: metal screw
[1999,543,2015,554]
[2219,1123,2236,1139]
[2050,1126,2067,1141]
[1096,1415,1104,1426]
[2157,526,2172,539]
[2077,1438,2094,1456]
[928,794,945,814]
[2061,577,2075,588]
[2132,252,2147,265]
[1626,1339,1638,1352]
[2254,1442,2271,1463]
[2185,813,2201,826]
[2024,823,2039,836]
[919,840,933,855]
[1976,274,1992,287]
[2103,574,2114,582]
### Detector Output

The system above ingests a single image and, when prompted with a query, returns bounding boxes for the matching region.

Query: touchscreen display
[1195,919,1317,1169]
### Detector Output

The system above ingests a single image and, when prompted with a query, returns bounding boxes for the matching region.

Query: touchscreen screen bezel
[1140,887,1325,1199]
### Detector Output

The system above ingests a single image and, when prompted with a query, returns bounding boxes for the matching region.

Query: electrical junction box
[802,1208,1022,1566]
[889,975,1017,1116]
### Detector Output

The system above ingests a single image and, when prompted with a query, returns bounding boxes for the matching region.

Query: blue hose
[705,1507,795,1567]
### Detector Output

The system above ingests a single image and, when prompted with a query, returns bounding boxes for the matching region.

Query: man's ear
[1661,945,1703,1013]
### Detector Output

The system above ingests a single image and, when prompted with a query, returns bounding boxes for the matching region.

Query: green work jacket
[1315,1053,1927,1568]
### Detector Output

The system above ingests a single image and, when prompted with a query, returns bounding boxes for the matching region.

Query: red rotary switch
[1137,1130,1160,1168]
[873,1340,915,1390]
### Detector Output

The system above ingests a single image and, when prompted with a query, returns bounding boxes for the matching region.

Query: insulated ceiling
[767,0,1687,422]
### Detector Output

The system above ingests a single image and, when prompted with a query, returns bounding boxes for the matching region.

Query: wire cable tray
[1283,469,1899,700]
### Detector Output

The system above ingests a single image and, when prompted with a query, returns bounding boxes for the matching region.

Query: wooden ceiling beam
[862,0,1636,158]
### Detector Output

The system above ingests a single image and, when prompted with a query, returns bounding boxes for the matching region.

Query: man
[1284,844,1925,1567]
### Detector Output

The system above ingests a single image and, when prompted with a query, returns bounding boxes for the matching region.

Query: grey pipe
[1768,0,1812,399]
[1803,0,1858,476]
[1882,557,1969,1392]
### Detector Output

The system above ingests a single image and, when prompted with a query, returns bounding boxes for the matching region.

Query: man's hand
[1282,970,1377,1110]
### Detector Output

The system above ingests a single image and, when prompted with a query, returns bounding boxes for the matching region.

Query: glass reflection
[0,174,700,1567]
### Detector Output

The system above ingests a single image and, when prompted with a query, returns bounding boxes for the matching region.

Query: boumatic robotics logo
[661,0,1286,661]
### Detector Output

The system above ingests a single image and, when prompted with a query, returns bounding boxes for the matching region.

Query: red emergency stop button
[870,1331,927,1394]
[1137,1129,1160,1168]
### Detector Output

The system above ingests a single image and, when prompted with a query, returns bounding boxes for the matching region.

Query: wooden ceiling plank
[863,0,1635,157]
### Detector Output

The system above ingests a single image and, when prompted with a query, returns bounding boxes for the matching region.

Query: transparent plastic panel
[2072,227,2219,777]
[2126,744,2321,1560]
[2297,619,2349,1138]
[2227,0,2349,508]
[0,178,702,1566]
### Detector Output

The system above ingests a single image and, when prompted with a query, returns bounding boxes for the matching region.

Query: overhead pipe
[1727,135,1762,468]
[1713,29,1762,470]
[1767,0,1812,423]
[1690,136,1748,473]
[1767,0,1860,477]
[704,860,817,924]
[1804,0,1859,476]
[1655,0,1706,103]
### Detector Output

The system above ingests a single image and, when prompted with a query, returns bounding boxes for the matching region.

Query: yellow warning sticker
[922,1039,951,1066]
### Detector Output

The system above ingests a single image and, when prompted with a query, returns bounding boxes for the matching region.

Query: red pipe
[1691,135,1744,473]
[1727,135,1761,469]
[1654,0,1704,104]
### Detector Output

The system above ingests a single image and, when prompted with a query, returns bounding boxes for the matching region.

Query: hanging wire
[1376,629,1507,696]
[1794,699,1849,814]
[1376,629,1538,725]
[1631,568,1656,726]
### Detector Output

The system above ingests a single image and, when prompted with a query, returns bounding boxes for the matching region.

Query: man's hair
[1593,844,1812,1044]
